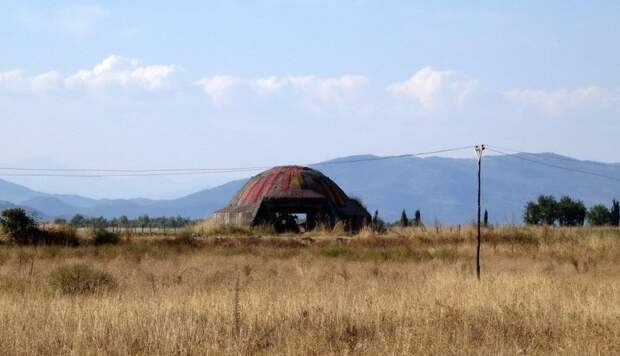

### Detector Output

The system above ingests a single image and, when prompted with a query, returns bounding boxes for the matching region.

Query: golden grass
[0,226,619,355]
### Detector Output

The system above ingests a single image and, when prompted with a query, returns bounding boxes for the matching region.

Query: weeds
[0,226,618,354]
[232,273,241,338]
[48,263,118,295]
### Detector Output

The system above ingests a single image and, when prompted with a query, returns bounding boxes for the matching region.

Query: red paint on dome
[233,166,348,207]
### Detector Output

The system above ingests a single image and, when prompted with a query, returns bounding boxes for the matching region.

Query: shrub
[44,226,81,247]
[93,229,121,246]
[48,263,118,295]
[166,229,197,246]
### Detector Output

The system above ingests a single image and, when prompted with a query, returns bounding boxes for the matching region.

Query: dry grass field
[1,226,619,355]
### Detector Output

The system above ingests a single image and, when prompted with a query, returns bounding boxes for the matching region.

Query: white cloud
[130,65,178,90]
[31,71,60,92]
[253,76,288,94]
[386,67,478,112]
[65,55,179,91]
[197,74,368,109]
[195,76,243,105]
[0,70,23,82]
[505,87,620,114]
[0,70,25,92]
[269,75,368,106]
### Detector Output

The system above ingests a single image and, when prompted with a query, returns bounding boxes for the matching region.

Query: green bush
[93,229,121,246]
[48,263,118,295]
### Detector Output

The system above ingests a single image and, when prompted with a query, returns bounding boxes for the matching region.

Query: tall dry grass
[0,226,619,355]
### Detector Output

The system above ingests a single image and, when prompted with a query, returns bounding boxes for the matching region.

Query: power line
[312,146,473,167]
[487,144,616,167]
[0,146,473,178]
[486,147,620,182]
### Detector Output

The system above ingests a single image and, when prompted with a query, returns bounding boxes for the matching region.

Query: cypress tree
[414,209,422,227]
[483,210,489,227]
[400,210,409,227]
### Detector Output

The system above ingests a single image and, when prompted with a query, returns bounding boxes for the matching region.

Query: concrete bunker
[212,166,370,232]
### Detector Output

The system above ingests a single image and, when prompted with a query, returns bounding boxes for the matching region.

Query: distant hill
[0,200,48,221]
[0,179,45,203]
[1,153,620,224]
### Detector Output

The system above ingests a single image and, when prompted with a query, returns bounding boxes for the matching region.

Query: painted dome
[229,166,348,208]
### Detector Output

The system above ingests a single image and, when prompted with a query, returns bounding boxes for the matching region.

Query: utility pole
[474,144,485,280]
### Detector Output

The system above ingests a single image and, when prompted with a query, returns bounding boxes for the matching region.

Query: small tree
[557,196,587,226]
[1,208,38,244]
[523,201,541,225]
[137,214,150,233]
[611,199,620,227]
[414,209,422,227]
[587,204,612,226]
[483,210,489,227]
[537,195,558,225]
[70,214,87,227]
[372,210,385,232]
[399,210,409,227]
[119,215,129,231]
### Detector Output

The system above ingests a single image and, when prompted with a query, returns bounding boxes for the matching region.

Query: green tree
[119,215,129,230]
[372,210,385,232]
[137,214,150,232]
[0,208,38,244]
[483,210,489,227]
[70,214,87,227]
[91,216,108,230]
[587,204,612,226]
[537,195,558,225]
[611,199,620,227]
[414,209,422,227]
[523,201,541,225]
[399,209,409,227]
[557,196,587,226]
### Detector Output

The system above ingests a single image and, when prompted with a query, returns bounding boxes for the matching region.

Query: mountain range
[1,153,620,224]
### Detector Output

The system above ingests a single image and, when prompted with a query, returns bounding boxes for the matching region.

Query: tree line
[523,195,620,226]
[54,214,195,231]
[371,209,425,230]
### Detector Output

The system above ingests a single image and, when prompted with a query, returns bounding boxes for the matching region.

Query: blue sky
[1,1,619,198]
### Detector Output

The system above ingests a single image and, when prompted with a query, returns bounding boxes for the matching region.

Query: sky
[1,1,619,199]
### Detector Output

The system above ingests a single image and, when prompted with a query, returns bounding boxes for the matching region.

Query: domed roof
[213,165,370,229]
[228,165,348,208]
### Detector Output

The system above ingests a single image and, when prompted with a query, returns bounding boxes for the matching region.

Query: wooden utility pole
[474,144,485,280]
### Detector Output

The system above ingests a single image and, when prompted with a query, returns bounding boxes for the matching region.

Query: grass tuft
[48,263,118,295]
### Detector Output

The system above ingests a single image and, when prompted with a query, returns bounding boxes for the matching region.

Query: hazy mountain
[1,153,620,224]
[0,179,45,203]
[21,196,80,217]
[0,200,48,220]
